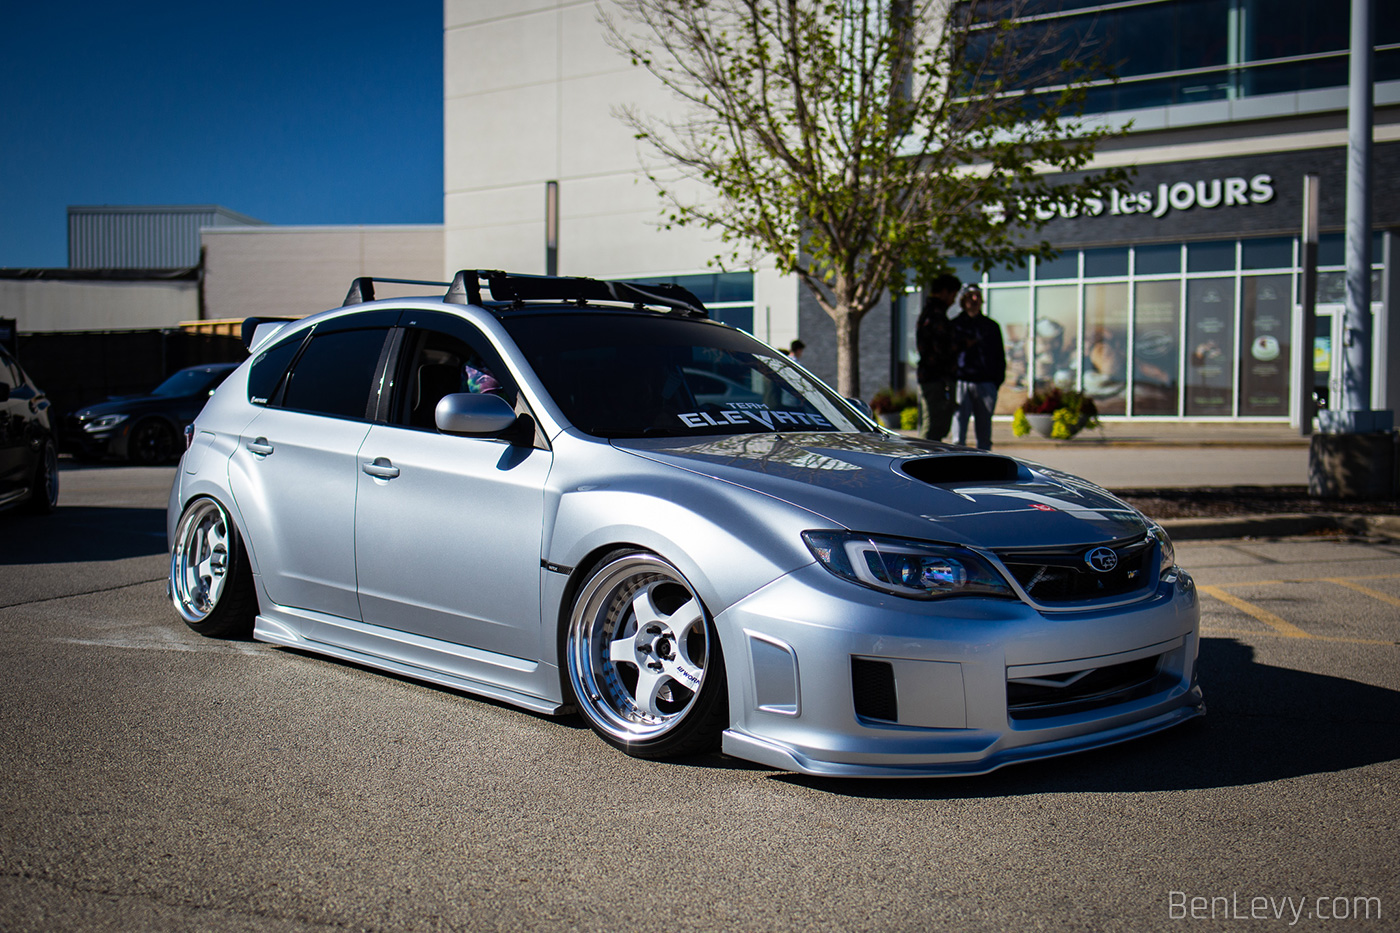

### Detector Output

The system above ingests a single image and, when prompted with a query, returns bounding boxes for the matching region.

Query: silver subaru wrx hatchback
[168,270,1203,778]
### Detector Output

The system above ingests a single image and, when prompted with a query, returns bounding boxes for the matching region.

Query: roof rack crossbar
[446,270,707,317]
[343,276,452,307]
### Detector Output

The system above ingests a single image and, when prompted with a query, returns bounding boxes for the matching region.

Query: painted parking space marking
[1323,577,1400,610]
[1198,584,1311,638]
[1199,573,1400,644]
[1200,626,1400,647]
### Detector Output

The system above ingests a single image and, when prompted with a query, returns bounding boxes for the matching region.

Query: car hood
[613,432,1151,550]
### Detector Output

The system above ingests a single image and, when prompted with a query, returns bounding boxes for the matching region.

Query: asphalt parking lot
[1,465,1396,932]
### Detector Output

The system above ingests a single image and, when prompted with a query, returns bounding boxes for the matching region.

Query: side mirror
[434,392,520,437]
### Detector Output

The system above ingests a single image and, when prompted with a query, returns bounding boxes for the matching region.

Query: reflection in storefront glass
[1239,274,1292,415]
[1083,283,1129,415]
[986,287,1029,414]
[1133,281,1181,415]
[1033,285,1078,394]
[1185,277,1236,415]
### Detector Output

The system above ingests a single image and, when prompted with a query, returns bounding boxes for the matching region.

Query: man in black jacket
[950,284,1004,450]
[914,273,961,442]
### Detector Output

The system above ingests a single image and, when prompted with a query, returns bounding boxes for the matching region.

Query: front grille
[851,658,898,722]
[997,536,1155,603]
[1007,654,1167,720]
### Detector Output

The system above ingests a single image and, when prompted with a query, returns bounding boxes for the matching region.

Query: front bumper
[715,562,1203,778]
[62,417,122,458]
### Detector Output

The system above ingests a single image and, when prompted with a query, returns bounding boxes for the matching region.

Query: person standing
[915,273,961,442]
[950,284,1004,450]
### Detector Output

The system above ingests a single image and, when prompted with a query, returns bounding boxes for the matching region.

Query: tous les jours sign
[1025,173,1276,222]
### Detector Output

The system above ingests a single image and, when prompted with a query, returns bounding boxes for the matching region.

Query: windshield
[500,312,869,439]
[151,367,229,398]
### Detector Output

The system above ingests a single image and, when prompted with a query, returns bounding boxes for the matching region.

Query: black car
[0,345,58,514]
[67,363,240,465]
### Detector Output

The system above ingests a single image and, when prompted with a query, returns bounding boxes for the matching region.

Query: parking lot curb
[1163,512,1400,541]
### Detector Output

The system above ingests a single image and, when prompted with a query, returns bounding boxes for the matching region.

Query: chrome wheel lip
[567,554,711,744]
[170,499,232,624]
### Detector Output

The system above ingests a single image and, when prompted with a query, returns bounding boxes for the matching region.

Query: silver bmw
[168,271,1203,778]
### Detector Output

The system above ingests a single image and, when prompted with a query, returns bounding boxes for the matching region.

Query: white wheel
[170,498,255,637]
[566,552,726,758]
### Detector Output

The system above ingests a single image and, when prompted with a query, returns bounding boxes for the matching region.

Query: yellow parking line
[1201,627,1400,647]
[1323,577,1400,609]
[1199,585,1312,638]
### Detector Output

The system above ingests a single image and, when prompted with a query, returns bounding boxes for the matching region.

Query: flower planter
[1024,413,1055,438]
[877,412,902,429]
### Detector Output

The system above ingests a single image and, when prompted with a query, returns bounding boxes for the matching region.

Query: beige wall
[202,225,445,320]
[0,278,198,332]
[442,3,796,332]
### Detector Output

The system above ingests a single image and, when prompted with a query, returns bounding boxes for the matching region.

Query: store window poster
[1033,285,1079,396]
[1133,281,1182,415]
[987,287,1030,415]
[1185,278,1236,416]
[1239,274,1291,416]
[1082,283,1129,415]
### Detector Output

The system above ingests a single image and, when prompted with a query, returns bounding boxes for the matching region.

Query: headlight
[803,531,1014,600]
[1149,522,1176,580]
[84,414,129,431]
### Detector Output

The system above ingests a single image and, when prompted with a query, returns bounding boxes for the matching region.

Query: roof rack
[343,276,451,306]
[446,270,708,318]
[340,271,709,318]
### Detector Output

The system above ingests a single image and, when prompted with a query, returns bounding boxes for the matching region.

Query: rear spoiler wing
[241,317,298,353]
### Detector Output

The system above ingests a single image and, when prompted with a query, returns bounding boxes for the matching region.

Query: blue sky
[0,1,443,268]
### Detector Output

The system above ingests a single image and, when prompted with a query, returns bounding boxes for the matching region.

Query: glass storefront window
[988,263,1030,283]
[1184,278,1236,415]
[1187,241,1236,273]
[1135,244,1181,276]
[1083,283,1130,416]
[967,233,1389,421]
[1242,237,1294,270]
[1238,275,1292,416]
[1033,285,1078,392]
[1133,281,1182,416]
[986,287,1030,414]
[1084,248,1130,278]
[1035,253,1079,280]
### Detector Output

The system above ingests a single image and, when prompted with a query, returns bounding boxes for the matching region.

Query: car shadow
[776,638,1400,798]
[0,506,168,564]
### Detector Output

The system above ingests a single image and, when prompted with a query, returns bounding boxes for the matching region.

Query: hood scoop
[901,455,1021,485]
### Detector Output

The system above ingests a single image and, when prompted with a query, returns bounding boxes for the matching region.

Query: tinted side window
[281,328,389,420]
[248,337,303,405]
[390,327,519,430]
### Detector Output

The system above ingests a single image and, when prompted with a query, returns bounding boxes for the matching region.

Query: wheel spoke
[661,653,704,694]
[631,666,669,717]
[608,633,638,664]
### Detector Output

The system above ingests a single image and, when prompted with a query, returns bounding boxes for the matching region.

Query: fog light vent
[851,658,898,722]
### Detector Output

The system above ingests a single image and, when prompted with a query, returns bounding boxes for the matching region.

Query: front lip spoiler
[720,695,1205,778]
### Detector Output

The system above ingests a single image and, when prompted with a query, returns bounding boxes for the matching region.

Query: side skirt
[254,608,567,716]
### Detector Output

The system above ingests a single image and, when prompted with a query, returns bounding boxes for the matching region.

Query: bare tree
[605,0,1129,397]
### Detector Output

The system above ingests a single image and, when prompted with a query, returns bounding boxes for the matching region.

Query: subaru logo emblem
[1085,547,1118,573]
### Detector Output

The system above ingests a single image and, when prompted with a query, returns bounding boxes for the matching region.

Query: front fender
[547,475,823,617]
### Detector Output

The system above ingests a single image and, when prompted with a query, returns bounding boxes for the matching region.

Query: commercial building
[443,0,1399,423]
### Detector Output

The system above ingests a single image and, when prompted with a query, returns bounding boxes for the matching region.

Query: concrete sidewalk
[925,420,1311,489]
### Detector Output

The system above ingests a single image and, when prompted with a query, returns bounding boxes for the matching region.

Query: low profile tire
[25,440,58,514]
[566,551,727,759]
[129,418,177,465]
[170,498,257,638]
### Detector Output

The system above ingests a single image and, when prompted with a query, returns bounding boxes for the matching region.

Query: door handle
[246,437,274,456]
[362,457,400,479]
